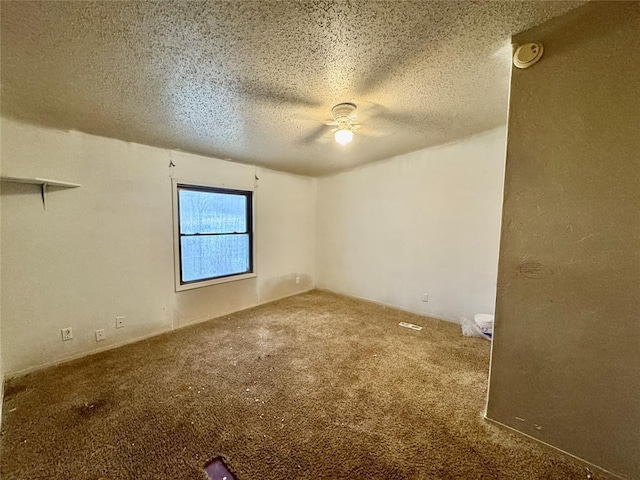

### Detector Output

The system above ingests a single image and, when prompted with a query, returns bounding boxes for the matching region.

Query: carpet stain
[73,398,111,418]
[3,383,27,399]
[1,290,590,479]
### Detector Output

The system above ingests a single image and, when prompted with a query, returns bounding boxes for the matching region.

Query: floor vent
[204,457,237,480]
[399,321,422,331]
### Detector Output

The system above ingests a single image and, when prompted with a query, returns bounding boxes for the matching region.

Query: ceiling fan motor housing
[332,102,357,122]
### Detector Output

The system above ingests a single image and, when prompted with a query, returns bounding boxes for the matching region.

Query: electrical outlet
[422,292,429,303]
[95,329,106,342]
[116,316,125,329]
[61,327,73,341]
[295,276,300,284]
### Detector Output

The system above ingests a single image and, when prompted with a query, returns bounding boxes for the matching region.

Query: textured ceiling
[1,1,585,176]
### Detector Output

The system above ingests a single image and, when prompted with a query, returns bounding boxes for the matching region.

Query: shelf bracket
[41,183,47,210]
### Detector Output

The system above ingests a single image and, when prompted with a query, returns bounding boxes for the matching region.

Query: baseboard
[5,328,173,380]
[483,416,628,480]
[174,287,315,331]
[0,372,3,429]
[4,287,315,380]
[316,286,460,324]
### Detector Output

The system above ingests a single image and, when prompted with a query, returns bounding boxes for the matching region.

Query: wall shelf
[1,176,81,209]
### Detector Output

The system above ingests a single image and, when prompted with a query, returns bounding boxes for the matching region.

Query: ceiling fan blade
[378,112,427,127]
[356,101,390,120]
[359,101,440,132]
[357,55,413,97]
[357,124,391,139]
[235,80,321,108]
[299,124,329,144]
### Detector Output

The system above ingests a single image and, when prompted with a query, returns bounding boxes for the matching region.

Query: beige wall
[0,118,317,376]
[317,127,506,323]
[0,144,3,423]
[486,3,640,478]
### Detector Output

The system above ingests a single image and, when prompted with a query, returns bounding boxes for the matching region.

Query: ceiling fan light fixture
[334,128,354,145]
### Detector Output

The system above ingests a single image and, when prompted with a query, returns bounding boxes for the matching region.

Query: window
[174,182,254,290]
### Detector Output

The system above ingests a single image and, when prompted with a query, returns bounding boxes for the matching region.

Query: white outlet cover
[61,328,73,341]
[95,329,106,342]
[116,316,125,328]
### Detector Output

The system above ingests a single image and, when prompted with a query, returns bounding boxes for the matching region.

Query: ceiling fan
[300,101,398,146]
[235,80,436,146]
[298,100,434,146]
[327,102,361,145]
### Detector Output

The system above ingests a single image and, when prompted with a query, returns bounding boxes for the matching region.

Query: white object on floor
[474,313,494,334]
[399,321,423,331]
[460,316,491,341]
[472,313,494,340]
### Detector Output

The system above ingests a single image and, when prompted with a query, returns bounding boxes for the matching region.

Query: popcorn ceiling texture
[0,1,584,176]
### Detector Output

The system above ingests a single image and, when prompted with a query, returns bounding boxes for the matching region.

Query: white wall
[0,118,316,376]
[316,127,506,323]
[0,119,504,378]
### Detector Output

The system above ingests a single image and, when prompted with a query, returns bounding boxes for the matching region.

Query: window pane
[179,189,247,234]
[181,234,250,282]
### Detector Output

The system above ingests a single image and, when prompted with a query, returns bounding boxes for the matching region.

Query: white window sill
[175,272,257,292]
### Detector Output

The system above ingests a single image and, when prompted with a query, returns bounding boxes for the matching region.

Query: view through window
[177,184,253,284]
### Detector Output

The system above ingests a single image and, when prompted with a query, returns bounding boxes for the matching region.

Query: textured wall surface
[0,118,316,376]
[0,153,3,425]
[317,127,506,324]
[0,1,582,176]
[486,3,640,478]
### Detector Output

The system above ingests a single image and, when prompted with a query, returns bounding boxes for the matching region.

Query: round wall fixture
[513,42,544,69]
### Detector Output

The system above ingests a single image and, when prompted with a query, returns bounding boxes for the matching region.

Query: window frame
[172,179,256,292]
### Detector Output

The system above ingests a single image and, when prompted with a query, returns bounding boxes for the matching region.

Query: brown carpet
[1,290,588,479]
